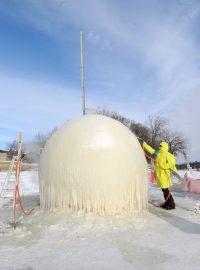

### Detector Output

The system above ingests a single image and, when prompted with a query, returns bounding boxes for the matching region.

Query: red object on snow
[182,170,200,194]
[151,170,155,184]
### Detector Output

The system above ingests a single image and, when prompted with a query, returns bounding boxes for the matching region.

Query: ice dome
[39,115,148,214]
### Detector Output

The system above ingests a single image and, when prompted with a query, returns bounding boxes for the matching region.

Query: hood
[159,142,169,153]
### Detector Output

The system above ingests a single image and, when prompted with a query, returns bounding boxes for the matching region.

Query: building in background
[0,150,8,161]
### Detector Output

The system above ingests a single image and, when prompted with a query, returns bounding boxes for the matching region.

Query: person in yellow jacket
[143,141,176,210]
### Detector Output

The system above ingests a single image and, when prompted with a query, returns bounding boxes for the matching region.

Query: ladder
[0,155,17,206]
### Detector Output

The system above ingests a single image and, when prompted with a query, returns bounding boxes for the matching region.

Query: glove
[143,141,147,148]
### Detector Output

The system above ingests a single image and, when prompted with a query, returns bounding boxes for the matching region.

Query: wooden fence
[0,161,38,172]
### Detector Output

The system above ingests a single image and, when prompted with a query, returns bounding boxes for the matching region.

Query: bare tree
[24,127,58,163]
[33,127,58,149]
[146,115,188,157]
[97,109,188,158]
[130,122,151,143]
[6,139,25,157]
[96,107,131,128]
[146,115,169,148]
[161,129,188,158]
[6,139,18,154]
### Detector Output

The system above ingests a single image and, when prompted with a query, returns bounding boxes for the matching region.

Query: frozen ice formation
[39,115,148,214]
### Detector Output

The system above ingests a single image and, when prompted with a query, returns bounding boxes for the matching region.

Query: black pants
[161,188,175,207]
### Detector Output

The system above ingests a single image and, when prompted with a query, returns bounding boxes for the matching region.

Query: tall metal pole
[80,31,86,115]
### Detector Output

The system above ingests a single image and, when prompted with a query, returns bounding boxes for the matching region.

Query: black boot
[165,204,175,210]
[161,188,176,210]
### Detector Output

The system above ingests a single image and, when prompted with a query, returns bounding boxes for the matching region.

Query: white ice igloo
[39,115,148,214]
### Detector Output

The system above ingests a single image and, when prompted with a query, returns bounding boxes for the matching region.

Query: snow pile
[39,115,148,214]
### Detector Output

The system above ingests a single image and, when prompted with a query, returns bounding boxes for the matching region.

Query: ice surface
[39,115,148,214]
[1,170,200,270]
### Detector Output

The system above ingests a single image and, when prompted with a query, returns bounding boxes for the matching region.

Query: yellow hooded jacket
[143,141,176,188]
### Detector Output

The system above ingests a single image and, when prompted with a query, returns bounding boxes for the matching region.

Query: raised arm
[143,141,155,155]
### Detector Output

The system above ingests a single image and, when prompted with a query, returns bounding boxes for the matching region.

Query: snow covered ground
[0,170,200,270]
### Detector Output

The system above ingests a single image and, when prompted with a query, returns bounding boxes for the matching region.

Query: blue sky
[0,0,200,162]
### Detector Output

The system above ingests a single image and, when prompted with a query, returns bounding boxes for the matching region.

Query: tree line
[96,108,188,159]
[177,161,200,170]
[6,109,188,163]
